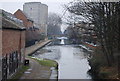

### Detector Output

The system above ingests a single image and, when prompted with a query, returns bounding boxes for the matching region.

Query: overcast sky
[0,0,74,32]
[0,0,73,14]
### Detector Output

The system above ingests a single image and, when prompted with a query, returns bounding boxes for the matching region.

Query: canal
[32,38,92,79]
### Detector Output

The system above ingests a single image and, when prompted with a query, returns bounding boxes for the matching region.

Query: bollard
[24,59,29,66]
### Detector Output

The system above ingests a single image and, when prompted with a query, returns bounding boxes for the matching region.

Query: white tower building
[23,2,48,36]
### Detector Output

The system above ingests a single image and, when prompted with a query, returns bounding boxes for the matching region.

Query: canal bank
[25,40,51,56]
[33,39,92,79]
[81,42,119,80]
[14,38,94,80]
[13,40,58,79]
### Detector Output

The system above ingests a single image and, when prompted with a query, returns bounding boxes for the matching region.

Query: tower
[23,2,48,36]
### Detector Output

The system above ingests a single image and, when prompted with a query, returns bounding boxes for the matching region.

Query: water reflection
[60,39,65,44]
[33,39,92,79]
[58,46,91,79]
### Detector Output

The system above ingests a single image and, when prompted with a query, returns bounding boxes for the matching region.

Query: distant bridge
[49,34,68,40]
[56,37,68,40]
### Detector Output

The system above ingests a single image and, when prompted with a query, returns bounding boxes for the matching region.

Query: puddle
[24,72,31,74]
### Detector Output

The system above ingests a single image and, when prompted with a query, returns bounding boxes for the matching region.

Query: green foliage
[37,59,57,67]
[98,71,110,78]
[9,66,29,81]
[0,13,2,16]
[29,56,58,67]
[90,50,107,69]
[89,56,101,74]
[89,49,118,79]
[98,72,109,78]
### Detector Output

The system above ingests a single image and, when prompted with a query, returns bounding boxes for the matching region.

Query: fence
[2,51,21,81]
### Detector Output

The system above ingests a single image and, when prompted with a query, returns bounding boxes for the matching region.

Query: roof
[24,2,48,8]
[0,9,26,30]
[24,2,41,4]
[15,9,33,22]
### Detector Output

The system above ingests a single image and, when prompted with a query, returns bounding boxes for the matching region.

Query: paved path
[25,40,51,56]
[20,40,52,79]
[20,58,51,79]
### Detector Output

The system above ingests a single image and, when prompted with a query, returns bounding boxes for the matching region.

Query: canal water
[33,39,92,79]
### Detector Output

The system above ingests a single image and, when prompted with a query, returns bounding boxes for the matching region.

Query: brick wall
[14,10,33,28]
[14,10,41,47]
[0,30,2,57]
[2,29,25,57]
[0,30,2,81]
[14,10,28,27]
[1,29,25,79]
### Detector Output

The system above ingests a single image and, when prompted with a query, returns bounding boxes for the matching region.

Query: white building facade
[23,2,48,36]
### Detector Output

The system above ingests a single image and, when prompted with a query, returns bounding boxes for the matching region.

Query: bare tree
[65,1,120,66]
[47,13,62,37]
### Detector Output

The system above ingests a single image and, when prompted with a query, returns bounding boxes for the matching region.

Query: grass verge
[28,56,58,68]
[9,65,29,81]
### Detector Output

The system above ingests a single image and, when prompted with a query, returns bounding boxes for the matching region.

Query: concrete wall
[23,2,48,36]
[39,4,48,36]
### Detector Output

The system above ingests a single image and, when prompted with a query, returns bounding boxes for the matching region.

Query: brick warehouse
[14,9,40,47]
[0,10,26,80]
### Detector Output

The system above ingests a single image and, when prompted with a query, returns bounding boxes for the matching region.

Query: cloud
[0,0,73,14]
[0,0,73,2]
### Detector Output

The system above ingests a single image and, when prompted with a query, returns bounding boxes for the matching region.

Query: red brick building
[0,10,26,80]
[14,9,40,47]
[14,9,33,28]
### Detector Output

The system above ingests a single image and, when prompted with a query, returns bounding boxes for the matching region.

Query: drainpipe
[19,31,22,66]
